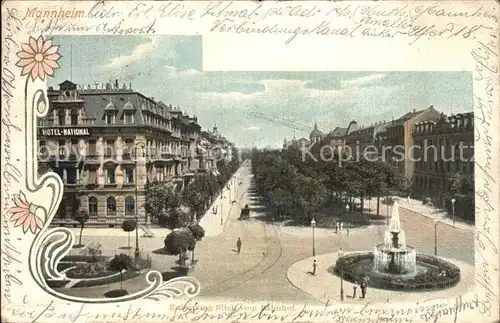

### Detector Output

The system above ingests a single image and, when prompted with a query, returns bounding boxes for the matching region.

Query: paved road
[58,164,474,301]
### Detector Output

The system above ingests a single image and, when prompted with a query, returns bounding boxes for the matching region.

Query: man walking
[236,238,242,254]
[360,279,367,299]
[312,259,317,276]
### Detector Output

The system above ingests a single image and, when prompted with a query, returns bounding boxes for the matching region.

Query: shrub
[87,243,103,262]
[108,254,133,272]
[122,219,137,232]
[164,230,196,254]
[334,252,460,291]
[66,262,113,279]
[164,230,196,266]
[188,224,205,241]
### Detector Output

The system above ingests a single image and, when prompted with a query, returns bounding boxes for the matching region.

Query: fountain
[333,200,461,291]
[373,201,416,275]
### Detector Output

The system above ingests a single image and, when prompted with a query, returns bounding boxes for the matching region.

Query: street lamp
[340,267,344,301]
[135,215,139,260]
[134,143,145,260]
[311,218,316,257]
[386,201,390,226]
[220,195,224,226]
[434,220,439,256]
[451,198,456,226]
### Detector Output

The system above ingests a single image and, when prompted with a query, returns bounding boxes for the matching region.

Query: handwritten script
[3,295,495,323]
[472,21,499,319]
[1,7,24,304]
[14,1,498,45]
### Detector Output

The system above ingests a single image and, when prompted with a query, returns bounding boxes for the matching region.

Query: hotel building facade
[37,80,225,226]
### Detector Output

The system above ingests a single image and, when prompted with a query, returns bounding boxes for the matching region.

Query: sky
[50,35,473,149]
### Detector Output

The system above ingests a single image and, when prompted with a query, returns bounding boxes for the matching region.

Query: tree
[108,253,133,294]
[121,219,137,249]
[74,210,89,247]
[182,176,209,222]
[164,230,196,266]
[146,183,182,228]
[188,224,205,262]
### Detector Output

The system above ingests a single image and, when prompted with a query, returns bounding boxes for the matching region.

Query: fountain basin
[334,252,461,291]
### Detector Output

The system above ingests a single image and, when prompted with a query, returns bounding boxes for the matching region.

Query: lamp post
[220,195,224,226]
[311,218,316,257]
[134,143,145,260]
[434,220,439,256]
[386,201,390,226]
[340,267,344,301]
[451,198,456,226]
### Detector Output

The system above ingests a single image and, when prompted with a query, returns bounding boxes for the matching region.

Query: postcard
[1,1,499,322]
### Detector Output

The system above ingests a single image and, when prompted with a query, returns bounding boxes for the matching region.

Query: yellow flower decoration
[15,35,61,81]
[8,191,47,234]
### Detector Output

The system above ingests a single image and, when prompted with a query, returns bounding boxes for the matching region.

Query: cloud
[164,65,202,76]
[342,73,386,86]
[106,37,157,70]
[244,126,260,131]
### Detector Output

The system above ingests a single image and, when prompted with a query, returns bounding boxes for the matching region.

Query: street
[58,164,474,301]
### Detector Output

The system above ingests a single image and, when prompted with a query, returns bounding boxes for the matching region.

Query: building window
[58,109,65,125]
[58,140,67,156]
[105,140,115,157]
[39,140,49,158]
[88,197,98,217]
[70,109,78,125]
[66,168,77,184]
[88,140,97,155]
[106,197,116,216]
[106,167,116,184]
[124,168,134,184]
[125,196,135,216]
[71,139,78,156]
[106,114,115,125]
[124,113,134,124]
[87,169,98,185]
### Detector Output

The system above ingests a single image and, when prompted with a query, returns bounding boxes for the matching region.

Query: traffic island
[286,252,474,304]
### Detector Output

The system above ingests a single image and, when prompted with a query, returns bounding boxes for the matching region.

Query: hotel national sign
[39,128,91,136]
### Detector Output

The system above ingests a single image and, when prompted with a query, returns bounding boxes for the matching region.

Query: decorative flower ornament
[16,36,61,81]
[8,191,47,234]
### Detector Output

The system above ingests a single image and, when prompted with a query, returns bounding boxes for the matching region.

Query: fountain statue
[333,200,461,291]
[373,201,416,275]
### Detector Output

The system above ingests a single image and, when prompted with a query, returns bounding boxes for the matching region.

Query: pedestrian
[352,285,357,299]
[312,259,317,276]
[338,247,344,259]
[340,221,344,233]
[335,222,339,234]
[236,237,242,254]
[346,226,350,236]
[360,280,367,299]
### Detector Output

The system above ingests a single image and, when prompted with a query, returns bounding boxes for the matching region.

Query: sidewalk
[396,197,474,231]
[351,197,474,231]
[66,227,172,237]
[198,167,247,237]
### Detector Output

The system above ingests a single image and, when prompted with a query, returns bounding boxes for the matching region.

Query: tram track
[199,175,284,297]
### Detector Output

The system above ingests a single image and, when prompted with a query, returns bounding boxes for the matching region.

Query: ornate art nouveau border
[9,35,200,304]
